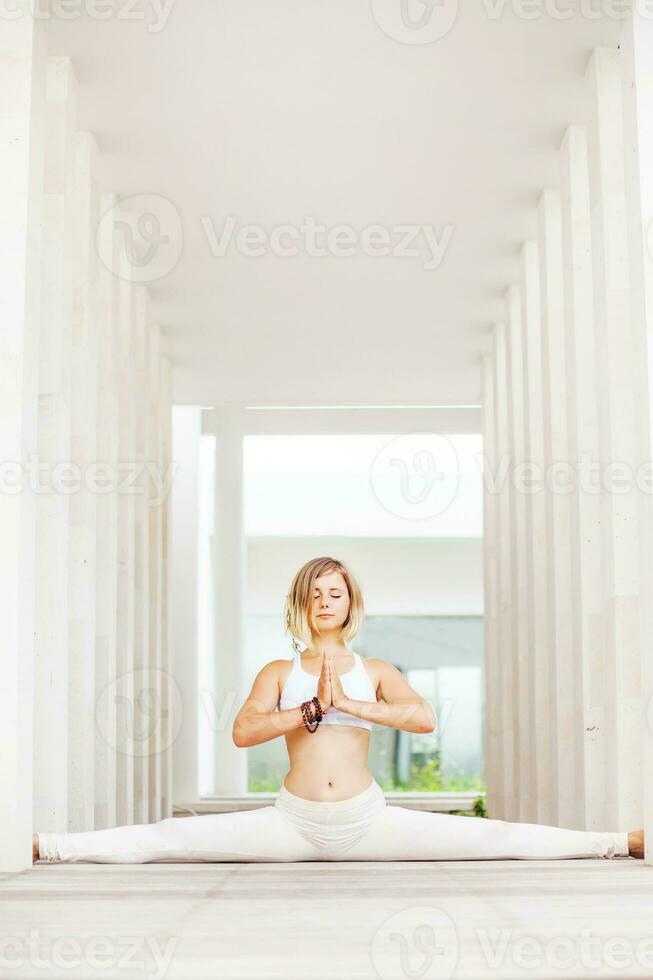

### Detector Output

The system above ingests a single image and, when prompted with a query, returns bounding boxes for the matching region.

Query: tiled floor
[1,859,652,979]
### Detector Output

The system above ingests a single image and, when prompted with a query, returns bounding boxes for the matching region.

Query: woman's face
[310,570,350,636]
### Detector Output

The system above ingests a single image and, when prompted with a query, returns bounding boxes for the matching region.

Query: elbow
[232,726,249,749]
[419,704,437,734]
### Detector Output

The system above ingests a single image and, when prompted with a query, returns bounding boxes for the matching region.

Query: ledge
[174,791,485,817]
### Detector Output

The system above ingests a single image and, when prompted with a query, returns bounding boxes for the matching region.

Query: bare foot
[628,829,645,859]
[32,834,39,864]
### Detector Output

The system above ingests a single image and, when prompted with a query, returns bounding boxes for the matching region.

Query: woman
[35,556,645,863]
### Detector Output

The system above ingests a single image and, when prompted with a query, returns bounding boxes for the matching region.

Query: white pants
[38,778,630,864]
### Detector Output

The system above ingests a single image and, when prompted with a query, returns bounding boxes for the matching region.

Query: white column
[115,250,136,825]
[481,355,501,819]
[132,287,150,824]
[520,239,554,826]
[160,357,174,816]
[492,322,517,820]
[67,130,99,832]
[147,324,163,821]
[585,47,642,831]
[620,12,653,864]
[94,192,119,830]
[0,12,46,872]
[212,407,247,795]
[171,406,201,805]
[33,56,77,833]
[505,285,535,823]
[538,188,580,828]
[559,124,607,831]
[2,32,175,844]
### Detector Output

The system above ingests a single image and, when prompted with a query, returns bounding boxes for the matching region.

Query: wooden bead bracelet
[300,696,323,733]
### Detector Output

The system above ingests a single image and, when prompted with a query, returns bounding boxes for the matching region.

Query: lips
[318,614,333,618]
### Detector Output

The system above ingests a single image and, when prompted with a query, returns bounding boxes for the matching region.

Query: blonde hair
[283,556,364,653]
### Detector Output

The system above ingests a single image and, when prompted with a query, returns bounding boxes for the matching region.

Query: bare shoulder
[264,657,293,694]
[262,658,293,677]
[250,658,293,688]
[247,659,295,708]
[361,657,395,673]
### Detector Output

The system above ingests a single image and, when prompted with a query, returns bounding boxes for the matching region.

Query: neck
[307,637,348,657]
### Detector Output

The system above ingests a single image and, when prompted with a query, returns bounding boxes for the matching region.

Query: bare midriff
[282,725,373,801]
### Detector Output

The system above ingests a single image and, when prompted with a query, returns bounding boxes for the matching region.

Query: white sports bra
[279,649,377,731]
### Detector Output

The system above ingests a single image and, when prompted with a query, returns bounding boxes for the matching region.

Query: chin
[315,619,342,632]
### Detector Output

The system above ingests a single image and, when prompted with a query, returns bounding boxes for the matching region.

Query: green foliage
[377,750,487,816]
[447,795,487,818]
[249,774,284,793]
[472,795,487,817]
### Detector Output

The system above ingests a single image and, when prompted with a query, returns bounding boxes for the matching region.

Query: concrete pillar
[33,56,77,833]
[492,321,518,820]
[0,12,47,872]
[171,407,201,805]
[67,130,99,832]
[94,192,120,830]
[132,287,150,825]
[559,124,607,831]
[537,188,580,828]
[520,239,554,826]
[212,407,247,795]
[620,12,653,864]
[481,355,501,819]
[585,47,642,832]
[1,30,173,845]
[115,250,136,825]
[160,357,174,816]
[147,325,163,822]
[505,284,535,823]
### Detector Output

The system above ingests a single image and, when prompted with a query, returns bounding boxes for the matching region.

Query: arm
[333,660,436,735]
[232,661,308,748]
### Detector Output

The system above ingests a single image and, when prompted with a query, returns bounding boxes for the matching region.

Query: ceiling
[49,1,621,407]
